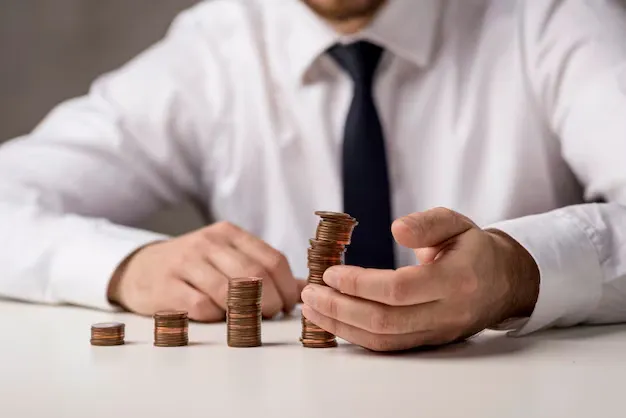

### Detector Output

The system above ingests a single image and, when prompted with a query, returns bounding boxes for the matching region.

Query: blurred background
[0,0,204,235]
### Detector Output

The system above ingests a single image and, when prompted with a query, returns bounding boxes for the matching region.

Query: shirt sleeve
[488,0,626,335]
[0,10,216,310]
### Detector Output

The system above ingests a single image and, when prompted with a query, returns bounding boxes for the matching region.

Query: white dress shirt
[1,0,626,336]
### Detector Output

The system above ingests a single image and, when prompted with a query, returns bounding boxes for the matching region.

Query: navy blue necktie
[328,41,395,270]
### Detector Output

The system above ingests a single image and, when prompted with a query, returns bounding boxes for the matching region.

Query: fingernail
[323,268,340,288]
[399,217,419,237]
[301,286,316,306]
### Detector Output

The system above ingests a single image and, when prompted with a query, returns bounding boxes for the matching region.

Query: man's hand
[107,221,306,322]
[300,207,540,352]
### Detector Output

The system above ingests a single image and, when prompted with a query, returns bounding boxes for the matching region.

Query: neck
[304,0,388,35]
[326,15,376,35]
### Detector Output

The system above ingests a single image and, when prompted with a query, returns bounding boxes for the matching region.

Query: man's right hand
[107,221,305,322]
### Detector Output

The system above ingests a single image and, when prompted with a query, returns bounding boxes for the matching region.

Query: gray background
[0,0,204,235]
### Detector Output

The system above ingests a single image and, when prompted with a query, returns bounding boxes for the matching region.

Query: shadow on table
[342,323,626,360]
[531,323,626,340]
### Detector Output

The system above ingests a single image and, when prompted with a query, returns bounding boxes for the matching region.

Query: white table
[1,300,625,418]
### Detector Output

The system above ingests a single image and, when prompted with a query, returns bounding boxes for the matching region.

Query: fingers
[301,284,441,334]
[227,224,300,313]
[392,207,475,249]
[301,305,443,352]
[201,237,284,318]
[166,278,224,322]
[178,256,229,311]
[323,264,449,306]
[414,246,445,265]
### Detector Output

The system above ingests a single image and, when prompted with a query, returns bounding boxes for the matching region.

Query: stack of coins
[153,311,189,347]
[227,277,263,348]
[90,322,125,346]
[301,211,358,348]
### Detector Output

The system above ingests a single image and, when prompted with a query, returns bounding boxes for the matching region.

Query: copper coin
[91,340,125,346]
[301,339,338,348]
[154,334,188,340]
[230,276,263,283]
[154,343,188,347]
[154,334,188,339]
[91,334,124,340]
[91,322,125,329]
[314,211,355,221]
[154,311,188,319]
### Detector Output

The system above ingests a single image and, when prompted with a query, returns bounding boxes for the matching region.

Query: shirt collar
[277,0,441,85]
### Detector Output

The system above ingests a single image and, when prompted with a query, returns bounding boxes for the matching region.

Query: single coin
[90,340,125,346]
[154,311,188,320]
[91,322,125,329]
[301,339,338,348]
[154,343,189,346]
[314,211,355,220]
[229,277,263,284]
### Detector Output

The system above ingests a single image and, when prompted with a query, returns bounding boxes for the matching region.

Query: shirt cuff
[487,210,603,336]
[50,221,169,311]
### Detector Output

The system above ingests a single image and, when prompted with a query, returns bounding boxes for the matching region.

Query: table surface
[1,300,625,418]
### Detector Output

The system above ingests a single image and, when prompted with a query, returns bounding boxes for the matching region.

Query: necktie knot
[328,41,384,88]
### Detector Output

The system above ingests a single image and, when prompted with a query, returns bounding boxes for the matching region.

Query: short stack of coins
[227,277,263,348]
[301,211,358,348]
[153,311,189,347]
[90,322,125,346]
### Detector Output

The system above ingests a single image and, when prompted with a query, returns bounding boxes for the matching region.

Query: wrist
[106,243,155,308]
[487,228,540,321]
[107,257,129,307]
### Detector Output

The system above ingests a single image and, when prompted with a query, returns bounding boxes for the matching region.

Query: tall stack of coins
[90,322,125,346]
[227,277,263,348]
[153,311,189,347]
[301,211,358,348]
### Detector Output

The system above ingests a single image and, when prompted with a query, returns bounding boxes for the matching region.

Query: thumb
[391,207,476,250]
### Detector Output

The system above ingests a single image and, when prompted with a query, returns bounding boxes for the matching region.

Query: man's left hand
[300,207,540,352]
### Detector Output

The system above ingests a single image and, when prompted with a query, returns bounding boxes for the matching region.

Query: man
[1,0,626,352]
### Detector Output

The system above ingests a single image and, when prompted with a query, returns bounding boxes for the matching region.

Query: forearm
[0,193,167,309]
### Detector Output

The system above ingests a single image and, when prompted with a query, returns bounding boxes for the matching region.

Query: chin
[302,0,387,20]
